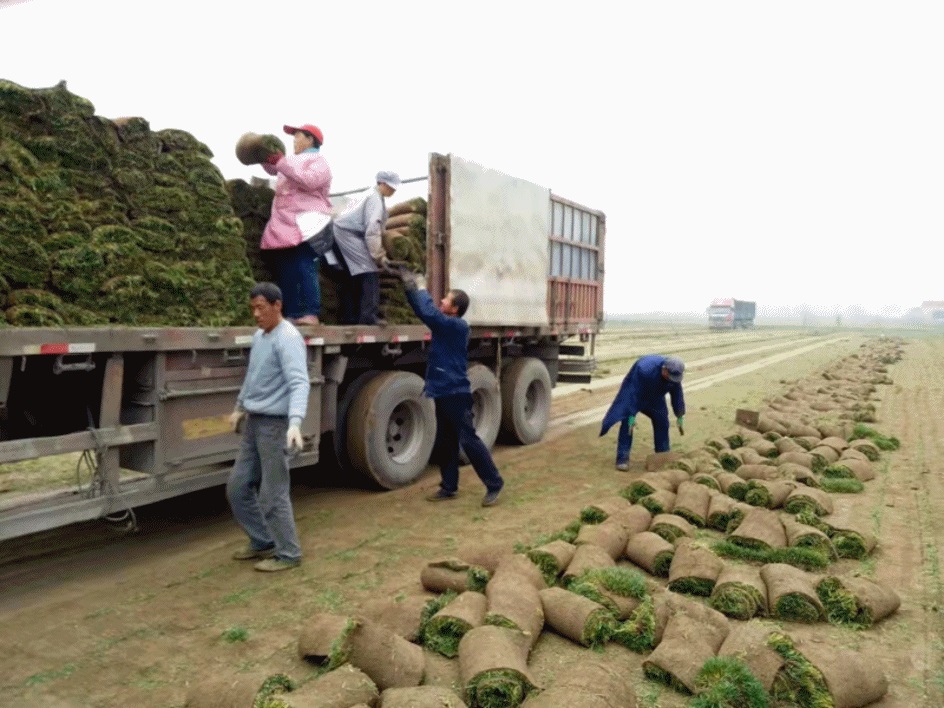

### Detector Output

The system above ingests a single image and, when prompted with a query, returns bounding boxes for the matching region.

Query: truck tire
[500,357,552,445]
[332,370,382,470]
[460,363,502,463]
[346,371,436,489]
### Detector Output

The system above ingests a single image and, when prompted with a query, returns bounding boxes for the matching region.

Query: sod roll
[359,593,432,642]
[379,686,466,707]
[672,480,711,527]
[574,518,628,560]
[526,540,576,585]
[760,563,825,623]
[782,516,836,558]
[184,670,279,708]
[538,587,616,648]
[639,488,676,515]
[744,479,796,509]
[783,486,834,516]
[709,564,768,620]
[520,659,636,707]
[729,508,787,550]
[716,471,749,500]
[625,531,675,577]
[649,512,695,544]
[824,458,876,482]
[485,571,544,650]
[716,622,784,693]
[642,613,719,695]
[621,472,675,502]
[816,575,900,628]
[793,640,889,707]
[458,625,538,708]
[653,591,731,651]
[667,538,724,597]
[821,510,878,559]
[275,664,379,708]
[562,543,615,584]
[423,591,487,658]
[492,553,547,591]
[421,558,490,593]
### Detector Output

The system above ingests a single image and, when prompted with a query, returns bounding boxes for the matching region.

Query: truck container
[707,298,755,329]
[0,153,605,541]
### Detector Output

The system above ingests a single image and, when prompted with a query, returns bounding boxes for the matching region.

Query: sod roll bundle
[566,566,647,620]
[729,508,787,551]
[782,516,836,558]
[820,510,878,559]
[716,471,749,500]
[707,492,739,531]
[672,480,711,527]
[760,563,825,623]
[744,479,796,509]
[709,564,768,620]
[484,568,545,650]
[272,664,379,708]
[538,587,616,648]
[458,625,538,708]
[625,531,675,577]
[667,538,724,597]
[0,80,255,326]
[778,637,889,707]
[639,488,677,515]
[520,658,636,707]
[421,558,490,593]
[297,613,425,690]
[422,591,487,658]
[379,686,467,707]
[783,485,834,516]
[816,575,901,628]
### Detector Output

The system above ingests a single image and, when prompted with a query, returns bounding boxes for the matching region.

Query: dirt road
[0,329,939,707]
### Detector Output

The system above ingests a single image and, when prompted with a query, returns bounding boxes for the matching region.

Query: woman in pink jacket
[261,123,332,326]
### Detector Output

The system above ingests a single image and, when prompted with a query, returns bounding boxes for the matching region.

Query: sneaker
[615,462,629,472]
[481,487,502,507]
[254,557,301,572]
[232,544,275,561]
[426,488,457,502]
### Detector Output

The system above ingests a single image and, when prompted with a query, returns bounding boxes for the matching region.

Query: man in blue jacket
[398,268,504,506]
[599,355,686,471]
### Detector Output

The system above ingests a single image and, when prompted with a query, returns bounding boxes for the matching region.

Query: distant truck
[708,298,756,329]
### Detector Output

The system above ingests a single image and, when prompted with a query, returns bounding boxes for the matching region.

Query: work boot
[481,486,503,507]
[615,462,629,472]
[426,488,457,502]
[254,557,301,572]
[232,544,275,561]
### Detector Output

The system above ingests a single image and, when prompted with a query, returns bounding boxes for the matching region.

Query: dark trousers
[616,403,671,464]
[338,271,380,325]
[434,393,503,494]
[272,241,321,319]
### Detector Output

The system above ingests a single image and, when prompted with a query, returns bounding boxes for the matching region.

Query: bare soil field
[0,329,941,707]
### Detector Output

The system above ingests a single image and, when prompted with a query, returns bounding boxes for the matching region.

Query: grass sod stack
[0,80,255,326]
[667,538,724,597]
[537,587,616,648]
[519,658,637,707]
[709,564,768,620]
[458,625,538,708]
[422,591,487,658]
[816,575,901,629]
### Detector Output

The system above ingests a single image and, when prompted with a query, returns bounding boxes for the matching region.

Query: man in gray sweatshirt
[227,282,310,572]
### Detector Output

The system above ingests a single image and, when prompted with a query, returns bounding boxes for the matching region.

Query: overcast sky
[1,0,941,316]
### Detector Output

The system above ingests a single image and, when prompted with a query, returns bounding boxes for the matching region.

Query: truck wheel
[332,370,381,470]
[460,363,502,463]
[346,371,436,489]
[500,357,552,445]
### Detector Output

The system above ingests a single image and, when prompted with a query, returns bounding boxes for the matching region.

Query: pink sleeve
[275,156,331,192]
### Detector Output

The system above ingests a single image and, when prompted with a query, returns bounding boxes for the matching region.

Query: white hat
[376,170,401,190]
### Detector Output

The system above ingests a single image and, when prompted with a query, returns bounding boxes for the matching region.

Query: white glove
[286,424,304,452]
[229,409,246,433]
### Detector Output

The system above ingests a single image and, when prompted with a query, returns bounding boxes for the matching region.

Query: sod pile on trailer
[0,79,254,326]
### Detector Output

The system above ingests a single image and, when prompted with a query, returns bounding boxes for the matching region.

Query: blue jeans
[434,394,504,494]
[226,414,302,561]
[616,404,671,465]
[274,241,321,319]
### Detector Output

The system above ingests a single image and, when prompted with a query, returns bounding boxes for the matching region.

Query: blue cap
[663,356,685,382]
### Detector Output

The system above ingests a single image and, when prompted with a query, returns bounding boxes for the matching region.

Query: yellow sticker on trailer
[181,414,231,440]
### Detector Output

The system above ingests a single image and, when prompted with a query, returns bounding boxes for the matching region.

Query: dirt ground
[1,329,942,707]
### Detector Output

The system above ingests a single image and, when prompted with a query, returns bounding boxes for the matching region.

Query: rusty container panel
[547,195,605,329]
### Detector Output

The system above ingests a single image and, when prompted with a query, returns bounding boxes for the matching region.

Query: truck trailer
[0,153,605,541]
[708,298,755,329]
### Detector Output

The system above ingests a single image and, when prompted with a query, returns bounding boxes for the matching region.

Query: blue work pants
[273,241,321,319]
[434,394,504,495]
[616,403,671,465]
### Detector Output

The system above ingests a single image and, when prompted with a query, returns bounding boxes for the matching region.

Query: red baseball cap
[283,123,324,144]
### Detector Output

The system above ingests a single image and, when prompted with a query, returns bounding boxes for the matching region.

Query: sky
[1,0,942,316]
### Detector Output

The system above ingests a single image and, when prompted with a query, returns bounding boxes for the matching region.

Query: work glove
[286,424,304,453]
[677,416,685,436]
[265,151,284,166]
[229,408,246,433]
[626,415,636,432]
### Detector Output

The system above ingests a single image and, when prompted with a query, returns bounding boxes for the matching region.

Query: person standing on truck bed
[397,267,504,506]
[226,282,310,572]
[599,355,686,471]
[260,123,333,327]
[330,171,400,325]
